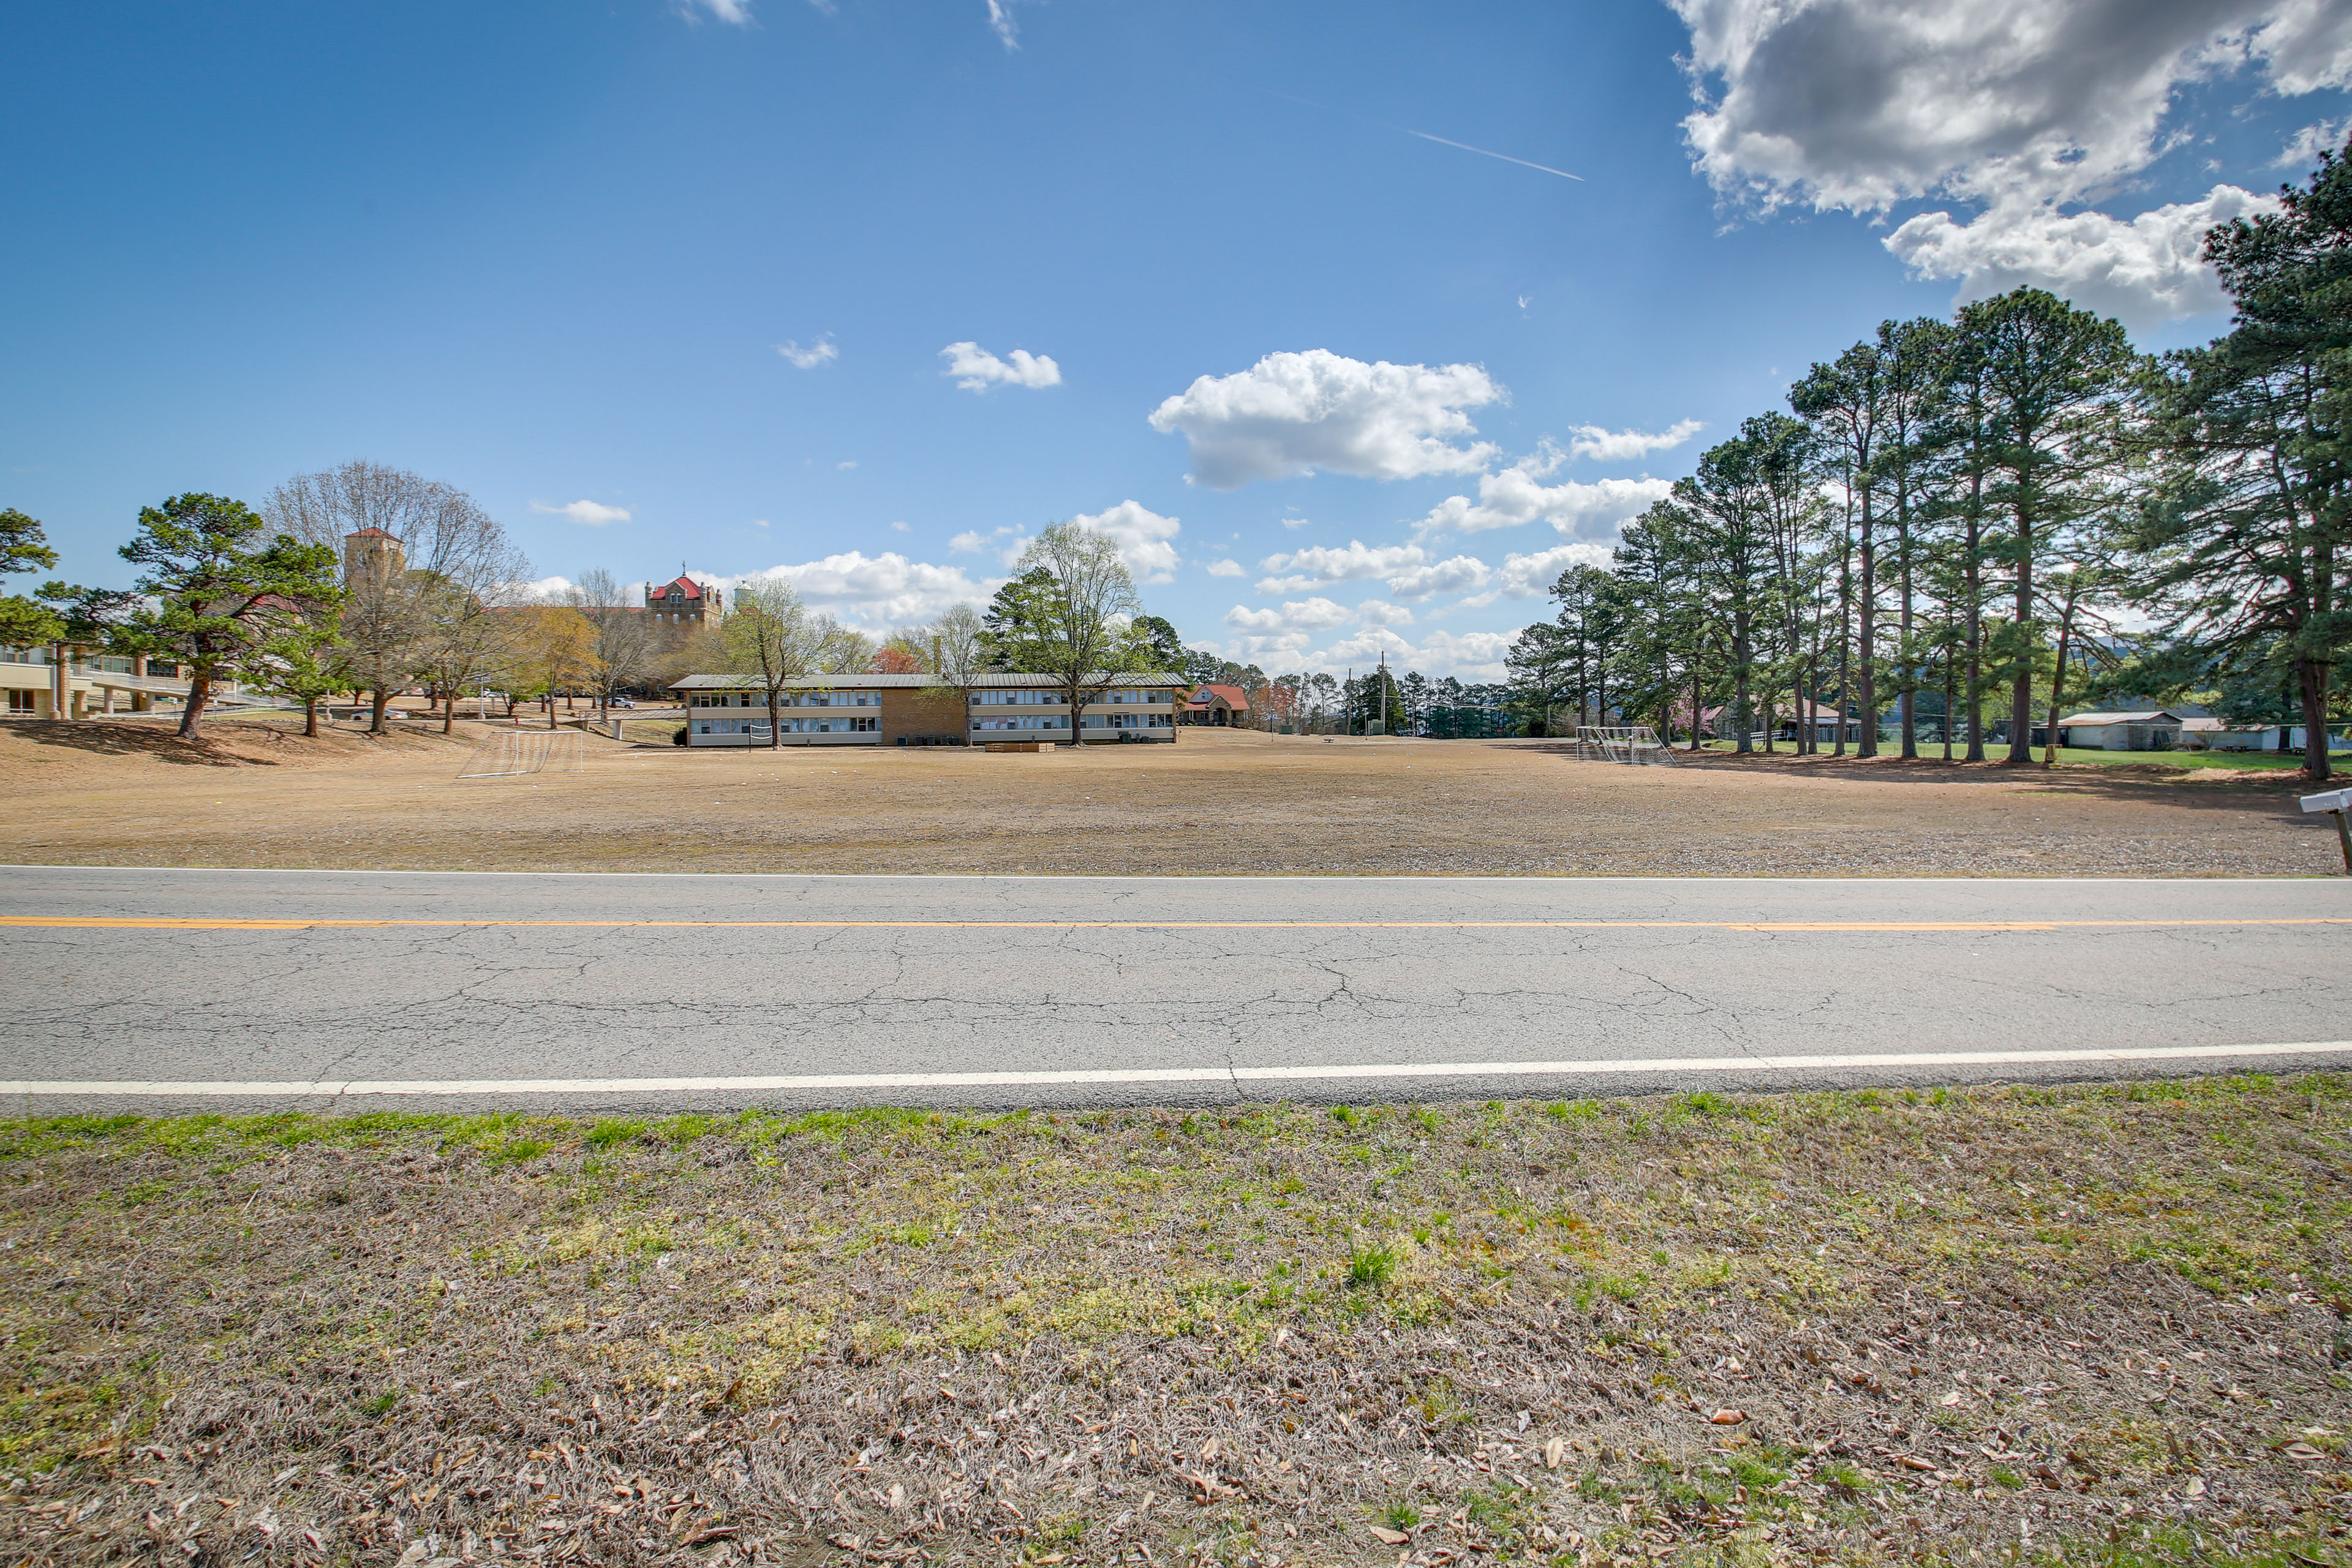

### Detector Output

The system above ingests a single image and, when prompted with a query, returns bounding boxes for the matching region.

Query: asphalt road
[6,865,2349,1112]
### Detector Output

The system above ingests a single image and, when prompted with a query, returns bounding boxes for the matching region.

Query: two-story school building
[670,673,1183,747]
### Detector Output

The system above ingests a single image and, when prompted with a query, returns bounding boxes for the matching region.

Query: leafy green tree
[1131,614,1185,673]
[1926,327,2004,760]
[255,616,344,737]
[1792,341,1893,754]
[2135,146,2351,780]
[979,567,1057,671]
[1953,288,2141,763]
[1675,418,1800,752]
[1345,666,1406,734]
[987,523,1155,738]
[1551,563,1633,729]
[0,508,64,648]
[1612,507,1711,745]
[51,494,339,741]
[1877,318,1954,758]
[1506,622,1575,734]
[1398,670,1430,731]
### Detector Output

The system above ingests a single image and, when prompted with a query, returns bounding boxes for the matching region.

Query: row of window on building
[973,714,1174,731]
[690,692,881,708]
[695,712,1177,736]
[684,689,1173,709]
[967,690,1167,706]
[696,717,881,734]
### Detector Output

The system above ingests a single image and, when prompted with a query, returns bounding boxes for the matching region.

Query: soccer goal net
[1570,725,1678,765]
[458,729,586,778]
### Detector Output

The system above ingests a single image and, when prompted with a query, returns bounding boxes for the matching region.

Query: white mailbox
[2304,787,2352,873]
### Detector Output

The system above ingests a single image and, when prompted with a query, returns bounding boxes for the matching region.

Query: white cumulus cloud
[1405,628,1519,679]
[509,574,575,602]
[1148,350,1503,489]
[1311,627,1419,667]
[1418,456,1672,539]
[2278,117,2348,167]
[2253,0,2352,94]
[941,341,1061,391]
[1071,500,1182,584]
[1204,558,1245,577]
[1224,597,1353,634]
[1567,420,1705,462]
[1384,556,1493,601]
[1199,624,1521,681]
[732,552,1000,630]
[1885,184,2283,328]
[1460,543,1618,606]
[531,499,632,527]
[948,524,1026,564]
[1667,0,2345,325]
[1254,540,1427,595]
[777,336,836,369]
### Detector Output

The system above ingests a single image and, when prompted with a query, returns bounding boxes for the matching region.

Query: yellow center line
[1,916,2348,933]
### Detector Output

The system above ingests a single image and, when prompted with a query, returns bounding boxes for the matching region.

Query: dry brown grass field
[0,1079,2346,1567]
[0,715,2339,877]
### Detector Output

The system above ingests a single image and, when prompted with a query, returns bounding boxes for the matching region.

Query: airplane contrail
[1406,129,1583,181]
[1265,91,1583,184]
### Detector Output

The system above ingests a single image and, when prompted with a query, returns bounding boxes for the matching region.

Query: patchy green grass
[0,1078,2347,1566]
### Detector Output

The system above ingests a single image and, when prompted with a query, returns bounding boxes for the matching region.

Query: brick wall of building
[881,687,966,742]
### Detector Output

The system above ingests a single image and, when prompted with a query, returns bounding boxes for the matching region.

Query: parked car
[609,698,635,709]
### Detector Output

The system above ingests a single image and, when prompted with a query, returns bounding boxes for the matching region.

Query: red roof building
[1184,684,1250,726]
[646,574,722,627]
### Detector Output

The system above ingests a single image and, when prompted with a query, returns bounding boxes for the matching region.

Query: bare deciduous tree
[420,579,521,731]
[564,569,666,714]
[724,579,864,748]
[263,462,530,733]
[914,602,989,741]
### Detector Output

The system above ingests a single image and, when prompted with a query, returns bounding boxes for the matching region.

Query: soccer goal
[1572,725,1678,766]
[458,729,586,778]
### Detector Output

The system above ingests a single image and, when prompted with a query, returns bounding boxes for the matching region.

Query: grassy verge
[2,1079,2347,1567]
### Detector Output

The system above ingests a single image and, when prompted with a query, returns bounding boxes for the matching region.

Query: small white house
[2179,717,2283,752]
[2053,710,2184,751]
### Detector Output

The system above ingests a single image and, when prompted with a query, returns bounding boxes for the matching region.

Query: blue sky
[5,0,2345,677]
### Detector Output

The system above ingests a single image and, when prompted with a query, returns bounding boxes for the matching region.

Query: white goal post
[458,729,586,778]
[1569,725,1678,766]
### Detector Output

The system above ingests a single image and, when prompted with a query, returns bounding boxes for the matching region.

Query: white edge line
[0,866,2334,884]
[9,1042,2349,1099]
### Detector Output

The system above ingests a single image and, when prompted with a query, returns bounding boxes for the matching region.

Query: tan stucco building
[1,646,222,720]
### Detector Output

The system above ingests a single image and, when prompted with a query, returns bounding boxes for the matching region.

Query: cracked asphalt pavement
[6,866,2350,1112]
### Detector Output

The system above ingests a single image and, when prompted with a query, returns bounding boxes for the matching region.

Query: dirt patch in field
[1,1077,2346,1566]
[0,717,2339,877]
